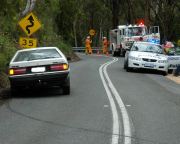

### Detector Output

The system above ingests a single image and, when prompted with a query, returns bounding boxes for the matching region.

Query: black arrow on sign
[26,16,34,34]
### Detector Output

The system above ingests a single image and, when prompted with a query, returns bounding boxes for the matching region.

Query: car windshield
[125,27,147,36]
[13,49,61,62]
[131,43,163,54]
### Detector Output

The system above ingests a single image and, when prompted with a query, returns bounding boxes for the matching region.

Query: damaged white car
[124,42,168,75]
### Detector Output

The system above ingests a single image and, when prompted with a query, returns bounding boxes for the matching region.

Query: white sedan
[124,42,168,75]
[8,47,70,95]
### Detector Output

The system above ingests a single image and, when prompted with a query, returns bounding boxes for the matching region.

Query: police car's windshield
[126,27,147,36]
[131,43,163,54]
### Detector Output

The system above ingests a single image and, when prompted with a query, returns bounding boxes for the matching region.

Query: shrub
[0,33,17,72]
[39,32,72,56]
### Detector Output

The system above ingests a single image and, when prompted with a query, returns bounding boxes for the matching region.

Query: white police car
[124,42,168,75]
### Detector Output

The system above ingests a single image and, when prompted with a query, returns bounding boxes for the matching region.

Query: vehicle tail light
[50,64,69,71]
[139,37,143,41]
[9,68,26,75]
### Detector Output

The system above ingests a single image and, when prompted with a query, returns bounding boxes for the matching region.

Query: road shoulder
[166,74,180,84]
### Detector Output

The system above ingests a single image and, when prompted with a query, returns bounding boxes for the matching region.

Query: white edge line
[104,58,132,144]
[99,60,119,144]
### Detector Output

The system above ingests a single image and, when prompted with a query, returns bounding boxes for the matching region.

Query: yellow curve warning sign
[18,12,41,36]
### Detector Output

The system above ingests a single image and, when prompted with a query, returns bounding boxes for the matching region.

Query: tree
[149,0,179,42]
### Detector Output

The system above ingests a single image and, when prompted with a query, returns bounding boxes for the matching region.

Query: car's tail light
[50,64,69,71]
[9,68,26,75]
[139,37,143,41]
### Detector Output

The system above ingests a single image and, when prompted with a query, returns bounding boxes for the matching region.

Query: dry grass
[0,72,9,89]
[0,72,10,104]
[166,74,180,84]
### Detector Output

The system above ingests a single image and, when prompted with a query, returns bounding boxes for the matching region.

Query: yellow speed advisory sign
[19,37,37,48]
[18,12,41,36]
[89,29,96,36]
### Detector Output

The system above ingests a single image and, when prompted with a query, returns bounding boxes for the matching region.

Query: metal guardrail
[72,47,102,52]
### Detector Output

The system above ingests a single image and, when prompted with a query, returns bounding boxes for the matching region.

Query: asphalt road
[0,53,180,144]
[108,56,180,144]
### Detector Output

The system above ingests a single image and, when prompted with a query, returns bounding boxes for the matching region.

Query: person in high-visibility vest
[85,36,92,54]
[163,41,174,54]
[102,37,109,55]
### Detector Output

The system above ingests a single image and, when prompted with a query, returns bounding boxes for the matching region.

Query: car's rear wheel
[112,45,116,57]
[126,60,131,72]
[124,60,128,69]
[62,78,70,95]
[112,50,117,57]
[126,66,131,72]
[10,84,19,96]
[120,48,125,57]
[63,85,70,95]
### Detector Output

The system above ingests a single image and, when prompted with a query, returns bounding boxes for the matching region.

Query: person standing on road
[163,41,174,54]
[85,36,92,54]
[102,37,109,55]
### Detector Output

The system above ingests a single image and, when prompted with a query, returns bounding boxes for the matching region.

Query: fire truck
[109,24,160,56]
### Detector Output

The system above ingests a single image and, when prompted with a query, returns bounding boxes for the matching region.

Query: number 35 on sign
[19,37,37,48]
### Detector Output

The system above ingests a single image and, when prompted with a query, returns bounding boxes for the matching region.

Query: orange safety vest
[85,39,92,47]
[103,39,108,47]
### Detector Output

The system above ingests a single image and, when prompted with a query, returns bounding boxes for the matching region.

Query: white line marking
[126,105,131,107]
[104,58,132,144]
[99,60,119,144]
[104,105,109,108]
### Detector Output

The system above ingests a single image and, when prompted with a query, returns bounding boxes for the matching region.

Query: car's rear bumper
[9,71,69,87]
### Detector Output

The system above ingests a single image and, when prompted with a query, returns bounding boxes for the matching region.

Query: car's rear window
[13,49,62,62]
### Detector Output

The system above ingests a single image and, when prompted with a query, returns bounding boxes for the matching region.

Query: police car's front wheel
[161,71,168,76]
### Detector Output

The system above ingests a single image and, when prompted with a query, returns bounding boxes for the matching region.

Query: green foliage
[38,31,72,56]
[0,33,17,72]
[0,0,22,36]
[0,72,9,88]
[0,0,180,50]
[55,0,79,43]
[0,54,7,71]
[55,0,112,46]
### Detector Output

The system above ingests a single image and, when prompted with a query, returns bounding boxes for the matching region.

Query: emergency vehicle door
[116,29,121,48]
[149,26,159,33]
[149,26,160,43]
[119,29,124,44]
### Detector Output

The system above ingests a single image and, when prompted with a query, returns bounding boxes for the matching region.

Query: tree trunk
[73,20,78,48]
[21,0,37,17]
[112,0,120,28]
[145,0,151,26]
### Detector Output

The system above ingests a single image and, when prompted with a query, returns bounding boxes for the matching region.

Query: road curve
[107,57,180,144]
[0,54,118,144]
[0,54,179,144]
